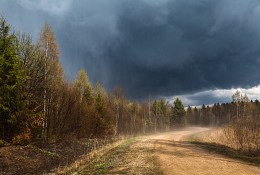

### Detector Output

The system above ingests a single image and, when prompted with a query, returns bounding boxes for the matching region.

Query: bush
[12,132,31,146]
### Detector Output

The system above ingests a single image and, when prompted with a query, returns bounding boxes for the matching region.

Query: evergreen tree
[0,17,25,141]
[170,98,185,127]
[193,107,200,125]
[186,105,193,124]
[200,104,206,125]
[152,100,159,132]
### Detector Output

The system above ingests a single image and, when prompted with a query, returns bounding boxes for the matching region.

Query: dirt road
[78,127,260,174]
[150,127,260,175]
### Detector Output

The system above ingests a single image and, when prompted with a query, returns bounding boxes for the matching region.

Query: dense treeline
[0,17,176,144]
[186,92,260,127]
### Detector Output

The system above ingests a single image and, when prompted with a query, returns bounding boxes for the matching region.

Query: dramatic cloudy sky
[1,0,260,106]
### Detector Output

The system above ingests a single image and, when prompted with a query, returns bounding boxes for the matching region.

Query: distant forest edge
[0,17,259,156]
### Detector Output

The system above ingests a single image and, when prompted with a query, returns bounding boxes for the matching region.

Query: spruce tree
[170,98,185,127]
[0,17,25,141]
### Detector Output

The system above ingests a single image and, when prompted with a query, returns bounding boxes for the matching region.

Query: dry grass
[54,137,127,174]
[0,137,125,175]
[222,120,260,156]
[188,121,260,156]
[186,121,260,164]
[76,136,162,175]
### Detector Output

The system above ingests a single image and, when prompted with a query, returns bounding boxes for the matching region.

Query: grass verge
[77,136,163,175]
[190,141,260,166]
[77,137,139,174]
[185,130,260,166]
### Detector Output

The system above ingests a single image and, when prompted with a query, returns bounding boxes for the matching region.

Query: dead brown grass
[223,120,260,156]
[190,121,260,157]
[0,137,122,175]
[77,137,162,174]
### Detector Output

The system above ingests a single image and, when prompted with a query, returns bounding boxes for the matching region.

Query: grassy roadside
[76,136,163,175]
[77,137,139,174]
[191,141,260,166]
[185,131,260,166]
[0,135,161,174]
[0,137,124,175]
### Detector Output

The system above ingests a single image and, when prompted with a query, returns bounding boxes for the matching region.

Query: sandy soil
[113,127,260,175]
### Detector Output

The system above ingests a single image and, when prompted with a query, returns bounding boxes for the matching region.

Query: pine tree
[186,105,193,124]
[152,100,159,132]
[200,104,206,125]
[0,17,25,141]
[170,98,185,127]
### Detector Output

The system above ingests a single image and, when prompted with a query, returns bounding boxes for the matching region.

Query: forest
[0,17,172,144]
[0,16,259,157]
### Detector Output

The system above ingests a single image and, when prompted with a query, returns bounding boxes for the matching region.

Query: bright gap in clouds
[168,85,260,107]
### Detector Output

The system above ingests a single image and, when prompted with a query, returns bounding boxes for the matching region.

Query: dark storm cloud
[1,0,260,101]
[103,0,260,99]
